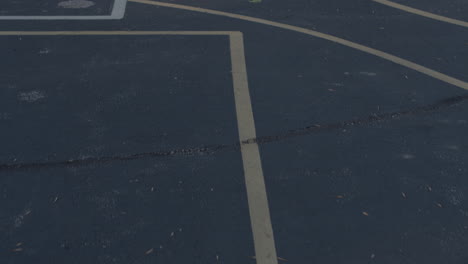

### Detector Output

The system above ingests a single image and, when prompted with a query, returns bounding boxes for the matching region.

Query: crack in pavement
[1,94,468,172]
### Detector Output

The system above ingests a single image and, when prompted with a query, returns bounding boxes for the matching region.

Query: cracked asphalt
[1,0,468,263]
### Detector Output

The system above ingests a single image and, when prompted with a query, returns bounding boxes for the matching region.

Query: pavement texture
[0,0,467,263]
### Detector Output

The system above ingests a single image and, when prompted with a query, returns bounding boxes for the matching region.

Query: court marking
[129,0,468,91]
[0,30,278,264]
[0,31,231,36]
[372,0,468,28]
[0,0,127,20]
[230,32,278,264]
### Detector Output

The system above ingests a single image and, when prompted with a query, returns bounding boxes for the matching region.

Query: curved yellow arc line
[129,0,468,91]
[372,0,468,28]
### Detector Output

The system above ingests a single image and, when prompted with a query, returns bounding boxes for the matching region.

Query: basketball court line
[0,0,127,20]
[372,0,468,28]
[0,31,229,35]
[0,30,278,264]
[230,31,278,264]
[129,0,468,91]
[2,1,466,263]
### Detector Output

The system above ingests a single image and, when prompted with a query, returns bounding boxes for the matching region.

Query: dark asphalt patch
[262,100,468,264]
[0,154,253,264]
[0,35,235,163]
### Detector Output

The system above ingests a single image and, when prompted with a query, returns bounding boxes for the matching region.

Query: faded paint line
[230,32,278,264]
[129,0,468,91]
[111,0,128,19]
[0,31,235,35]
[0,15,118,20]
[58,0,95,9]
[372,0,468,28]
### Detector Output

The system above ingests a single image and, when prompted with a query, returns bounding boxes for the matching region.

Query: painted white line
[0,0,127,20]
[0,16,118,20]
[129,0,468,91]
[111,0,128,19]
[372,0,468,28]
[230,32,279,264]
[0,31,234,35]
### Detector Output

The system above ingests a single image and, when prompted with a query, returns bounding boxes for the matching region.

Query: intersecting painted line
[0,30,278,264]
[129,0,468,91]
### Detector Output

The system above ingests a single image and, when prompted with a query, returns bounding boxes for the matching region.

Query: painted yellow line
[0,31,234,35]
[230,32,278,264]
[372,0,468,28]
[129,0,468,91]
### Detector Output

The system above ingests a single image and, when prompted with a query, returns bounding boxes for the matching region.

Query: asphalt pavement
[1,0,467,263]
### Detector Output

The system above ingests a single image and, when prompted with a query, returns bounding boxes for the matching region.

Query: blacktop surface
[0,0,468,263]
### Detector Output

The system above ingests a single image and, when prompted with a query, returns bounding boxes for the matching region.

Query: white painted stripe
[0,16,117,20]
[0,31,234,35]
[111,0,128,19]
[372,0,468,28]
[230,32,278,264]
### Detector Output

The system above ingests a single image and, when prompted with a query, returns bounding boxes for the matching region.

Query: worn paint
[58,0,95,9]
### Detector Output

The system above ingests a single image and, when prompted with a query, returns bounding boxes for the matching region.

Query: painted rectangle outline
[0,30,278,264]
[0,0,127,20]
